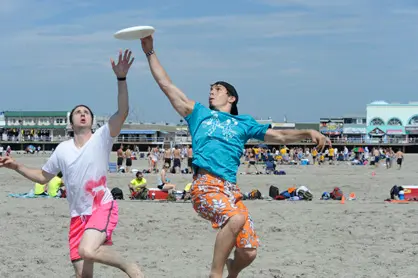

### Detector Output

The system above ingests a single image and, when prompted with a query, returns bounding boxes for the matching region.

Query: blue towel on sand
[8,192,55,198]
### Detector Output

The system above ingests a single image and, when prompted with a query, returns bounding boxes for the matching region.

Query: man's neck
[73,128,93,149]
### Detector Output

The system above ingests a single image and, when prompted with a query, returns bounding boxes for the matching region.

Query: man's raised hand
[111,49,135,79]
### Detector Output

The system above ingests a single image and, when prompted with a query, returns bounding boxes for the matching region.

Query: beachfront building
[342,114,367,142]
[366,101,418,143]
[319,117,344,138]
[1,111,69,142]
[0,111,5,132]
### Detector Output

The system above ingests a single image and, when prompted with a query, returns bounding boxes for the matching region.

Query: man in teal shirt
[141,36,330,278]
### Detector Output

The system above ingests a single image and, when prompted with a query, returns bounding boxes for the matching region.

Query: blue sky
[1,0,418,123]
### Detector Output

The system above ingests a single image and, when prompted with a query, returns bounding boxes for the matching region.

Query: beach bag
[390,185,403,200]
[269,185,280,199]
[296,186,312,200]
[297,189,313,201]
[330,187,343,200]
[249,189,262,200]
[111,187,124,200]
[321,192,331,200]
[274,170,286,175]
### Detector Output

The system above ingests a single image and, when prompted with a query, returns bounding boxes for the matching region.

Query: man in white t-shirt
[0,49,143,278]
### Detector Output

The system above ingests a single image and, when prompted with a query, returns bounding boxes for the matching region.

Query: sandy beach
[1,153,418,278]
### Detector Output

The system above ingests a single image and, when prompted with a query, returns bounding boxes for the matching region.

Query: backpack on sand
[111,187,124,200]
[330,187,343,200]
[269,185,280,199]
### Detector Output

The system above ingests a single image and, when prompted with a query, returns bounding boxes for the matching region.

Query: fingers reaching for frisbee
[111,49,135,79]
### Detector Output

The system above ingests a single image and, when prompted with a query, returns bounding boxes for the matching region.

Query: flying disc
[114,26,155,40]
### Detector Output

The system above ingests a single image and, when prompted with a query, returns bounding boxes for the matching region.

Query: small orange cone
[340,195,345,204]
[349,192,356,200]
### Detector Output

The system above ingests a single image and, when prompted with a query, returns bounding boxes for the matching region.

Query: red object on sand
[403,186,418,199]
[147,188,169,200]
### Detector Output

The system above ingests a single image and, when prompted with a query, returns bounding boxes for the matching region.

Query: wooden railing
[1,136,417,145]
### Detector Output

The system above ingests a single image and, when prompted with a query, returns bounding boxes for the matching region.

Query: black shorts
[126,158,132,167]
[157,184,165,190]
[173,158,181,168]
[117,157,123,166]
[249,161,256,165]
[188,157,193,167]
[397,158,403,165]
[164,158,171,166]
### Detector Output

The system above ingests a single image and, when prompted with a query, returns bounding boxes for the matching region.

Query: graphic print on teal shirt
[184,102,271,183]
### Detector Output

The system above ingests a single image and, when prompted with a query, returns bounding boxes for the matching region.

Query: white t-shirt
[42,124,115,217]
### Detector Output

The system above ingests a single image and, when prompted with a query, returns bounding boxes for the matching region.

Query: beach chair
[108,162,117,173]
[264,160,276,174]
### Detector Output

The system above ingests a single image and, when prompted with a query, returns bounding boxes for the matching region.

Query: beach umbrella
[353,147,364,153]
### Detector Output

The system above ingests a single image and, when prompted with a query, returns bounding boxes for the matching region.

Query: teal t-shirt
[184,102,271,183]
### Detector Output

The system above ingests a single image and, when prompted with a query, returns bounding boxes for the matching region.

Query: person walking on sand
[140,35,331,278]
[395,149,404,170]
[0,49,143,278]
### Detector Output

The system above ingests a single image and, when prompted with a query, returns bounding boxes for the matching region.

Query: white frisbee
[114,26,155,40]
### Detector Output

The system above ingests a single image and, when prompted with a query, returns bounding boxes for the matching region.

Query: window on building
[387,118,402,126]
[370,118,384,126]
[409,115,418,125]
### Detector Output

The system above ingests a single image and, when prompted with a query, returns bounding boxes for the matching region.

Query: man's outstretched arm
[0,156,55,184]
[108,49,135,137]
[264,129,331,152]
[141,36,194,118]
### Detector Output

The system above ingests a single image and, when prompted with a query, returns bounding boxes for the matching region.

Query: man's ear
[228,95,236,104]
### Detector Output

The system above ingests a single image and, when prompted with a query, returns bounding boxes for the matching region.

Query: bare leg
[78,229,144,278]
[210,214,246,278]
[245,164,251,174]
[163,183,176,191]
[226,248,257,278]
[73,259,94,278]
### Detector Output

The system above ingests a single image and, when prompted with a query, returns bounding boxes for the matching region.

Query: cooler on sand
[402,185,418,199]
[301,159,309,165]
[147,188,169,200]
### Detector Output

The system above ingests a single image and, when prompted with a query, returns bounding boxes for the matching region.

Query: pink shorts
[69,201,118,262]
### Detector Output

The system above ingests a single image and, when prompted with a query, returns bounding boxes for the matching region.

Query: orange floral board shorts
[191,173,259,249]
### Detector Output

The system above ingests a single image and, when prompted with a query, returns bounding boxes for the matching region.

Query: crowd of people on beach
[243,145,405,172]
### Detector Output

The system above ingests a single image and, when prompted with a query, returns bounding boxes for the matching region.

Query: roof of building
[4,125,67,129]
[295,123,319,131]
[4,111,68,117]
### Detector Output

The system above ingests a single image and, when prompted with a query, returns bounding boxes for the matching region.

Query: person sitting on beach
[128,172,148,199]
[34,182,47,196]
[157,163,176,191]
[47,171,66,198]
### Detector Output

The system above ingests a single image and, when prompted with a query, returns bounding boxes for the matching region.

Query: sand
[1,153,418,278]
